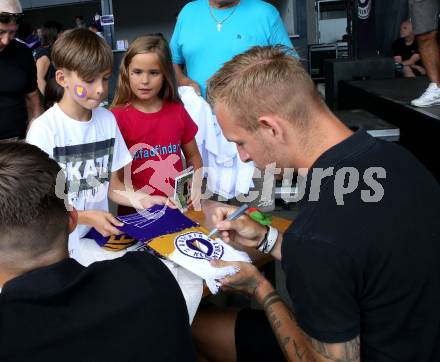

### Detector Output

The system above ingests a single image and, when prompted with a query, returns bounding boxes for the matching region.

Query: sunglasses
[0,12,24,24]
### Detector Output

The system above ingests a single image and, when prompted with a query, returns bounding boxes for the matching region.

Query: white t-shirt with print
[27,103,132,255]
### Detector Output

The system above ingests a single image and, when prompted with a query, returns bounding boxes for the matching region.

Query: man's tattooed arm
[213,260,360,362]
[259,285,360,362]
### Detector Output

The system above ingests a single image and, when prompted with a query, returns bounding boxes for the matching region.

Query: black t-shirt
[0,39,37,139]
[0,252,197,362]
[392,37,421,64]
[33,46,56,83]
[282,130,440,361]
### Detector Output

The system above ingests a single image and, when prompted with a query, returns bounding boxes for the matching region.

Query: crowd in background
[14,15,103,109]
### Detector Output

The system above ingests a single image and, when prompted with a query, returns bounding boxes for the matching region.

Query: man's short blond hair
[52,28,113,79]
[207,45,325,131]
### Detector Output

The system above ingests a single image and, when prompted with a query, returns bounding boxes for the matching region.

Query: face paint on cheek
[74,85,87,99]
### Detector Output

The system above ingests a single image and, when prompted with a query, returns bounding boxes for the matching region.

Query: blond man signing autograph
[192,46,440,362]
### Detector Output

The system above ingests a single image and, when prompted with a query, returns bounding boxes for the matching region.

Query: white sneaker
[411,82,440,107]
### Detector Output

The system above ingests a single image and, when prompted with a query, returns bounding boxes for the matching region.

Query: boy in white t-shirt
[27,29,172,259]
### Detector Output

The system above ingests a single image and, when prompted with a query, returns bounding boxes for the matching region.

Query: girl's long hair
[111,34,181,109]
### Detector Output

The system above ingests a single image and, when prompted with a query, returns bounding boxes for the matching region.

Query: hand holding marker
[207,204,249,239]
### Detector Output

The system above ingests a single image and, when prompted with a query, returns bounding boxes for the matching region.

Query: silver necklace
[208,2,240,32]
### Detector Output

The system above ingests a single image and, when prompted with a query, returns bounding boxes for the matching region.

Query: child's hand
[140,195,178,209]
[81,210,124,237]
[189,186,201,211]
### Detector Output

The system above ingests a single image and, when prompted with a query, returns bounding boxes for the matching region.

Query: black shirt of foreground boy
[0,143,196,362]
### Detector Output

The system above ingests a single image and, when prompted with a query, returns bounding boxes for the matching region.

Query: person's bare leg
[192,307,239,362]
[417,30,440,85]
[411,29,440,106]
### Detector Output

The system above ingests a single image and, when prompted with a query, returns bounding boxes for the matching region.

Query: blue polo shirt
[170,0,296,97]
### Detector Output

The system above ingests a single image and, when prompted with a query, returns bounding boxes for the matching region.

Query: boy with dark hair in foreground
[0,142,196,361]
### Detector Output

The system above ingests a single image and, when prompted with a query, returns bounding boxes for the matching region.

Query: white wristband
[257,225,279,254]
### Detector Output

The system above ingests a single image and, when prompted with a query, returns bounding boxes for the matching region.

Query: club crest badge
[358,0,372,20]
[175,231,224,260]
[74,85,87,98]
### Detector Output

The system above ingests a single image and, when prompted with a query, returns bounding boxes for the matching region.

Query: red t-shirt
[112,101,198,197]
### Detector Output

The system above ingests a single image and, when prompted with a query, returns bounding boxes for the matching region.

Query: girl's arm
[182,140,203,210]
[108,168,175,209]
[181,139,202,171]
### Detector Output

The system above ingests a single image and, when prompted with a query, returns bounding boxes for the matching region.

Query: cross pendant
[217,23,222,32]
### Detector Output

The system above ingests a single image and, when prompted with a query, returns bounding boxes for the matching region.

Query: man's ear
[257,115,287,144]
[55,69,68,88]
[68,208,78,234]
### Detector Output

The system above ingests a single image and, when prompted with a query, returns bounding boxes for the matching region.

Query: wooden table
[184,201,293,296]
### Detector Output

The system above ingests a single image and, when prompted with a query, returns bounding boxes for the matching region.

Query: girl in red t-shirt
[111,34,202,214]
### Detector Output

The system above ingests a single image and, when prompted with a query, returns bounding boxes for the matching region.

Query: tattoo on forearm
[273,320,282,331]
[263,295,359,362]
[293,339,315,361]
[227,276,260,295]
[265,300,317,361]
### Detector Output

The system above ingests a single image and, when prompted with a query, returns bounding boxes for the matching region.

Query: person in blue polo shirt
[170,0,297,210]
[170,0,297,98]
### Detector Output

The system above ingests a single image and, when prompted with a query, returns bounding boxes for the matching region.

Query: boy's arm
[108,169,174,210]
[77,210,123,237]
[181,139,202,171]
[27,123,125,237]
